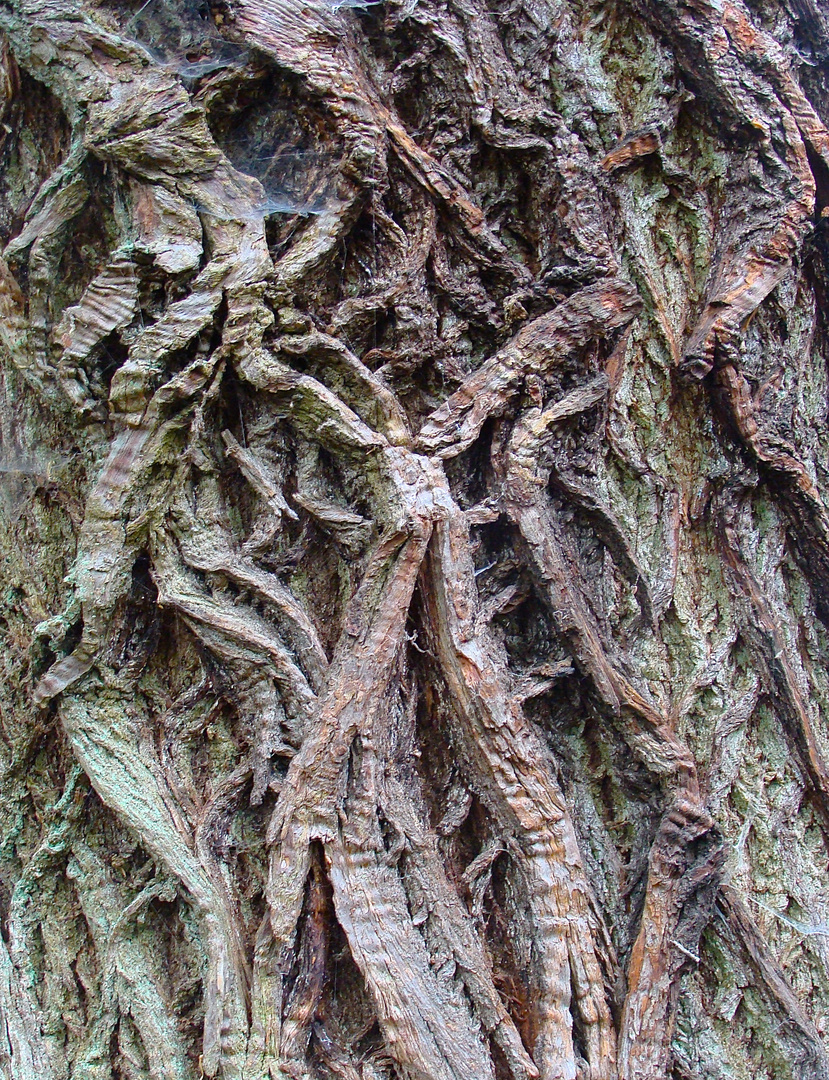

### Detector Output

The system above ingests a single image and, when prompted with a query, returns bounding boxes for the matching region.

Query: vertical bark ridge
[423,494,617,1080]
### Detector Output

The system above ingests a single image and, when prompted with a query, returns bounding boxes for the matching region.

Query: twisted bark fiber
[3,0,829,1078]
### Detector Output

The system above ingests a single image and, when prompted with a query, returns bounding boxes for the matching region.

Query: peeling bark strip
[3,0,829,1078]
[416,280,641,459]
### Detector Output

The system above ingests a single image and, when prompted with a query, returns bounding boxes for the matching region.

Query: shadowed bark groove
[3,1,829,1079]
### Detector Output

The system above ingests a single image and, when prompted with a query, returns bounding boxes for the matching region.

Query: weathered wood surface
[2,1,829,1078]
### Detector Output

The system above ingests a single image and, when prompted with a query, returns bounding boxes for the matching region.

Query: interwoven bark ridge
[2,1,829,1078]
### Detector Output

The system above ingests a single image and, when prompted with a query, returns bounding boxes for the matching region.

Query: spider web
[123,0,248,79]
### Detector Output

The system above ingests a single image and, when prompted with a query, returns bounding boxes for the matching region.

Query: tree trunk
[2,0,829,1077]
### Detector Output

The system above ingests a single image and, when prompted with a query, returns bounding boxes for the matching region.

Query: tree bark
[2,0,829,1078]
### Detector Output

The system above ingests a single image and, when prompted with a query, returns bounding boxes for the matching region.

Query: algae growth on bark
[2,0,829,1078]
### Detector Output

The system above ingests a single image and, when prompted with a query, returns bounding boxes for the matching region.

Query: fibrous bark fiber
[2,1,829,1079]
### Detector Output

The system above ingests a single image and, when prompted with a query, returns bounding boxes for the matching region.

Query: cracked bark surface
[3,0,829,1078]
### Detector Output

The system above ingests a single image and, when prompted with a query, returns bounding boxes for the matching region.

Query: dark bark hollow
[1,1,829,1079]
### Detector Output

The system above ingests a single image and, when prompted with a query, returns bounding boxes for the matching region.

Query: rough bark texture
[2,0,829,1078]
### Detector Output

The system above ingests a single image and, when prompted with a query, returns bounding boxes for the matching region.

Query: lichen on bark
[2,1,829,1079]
